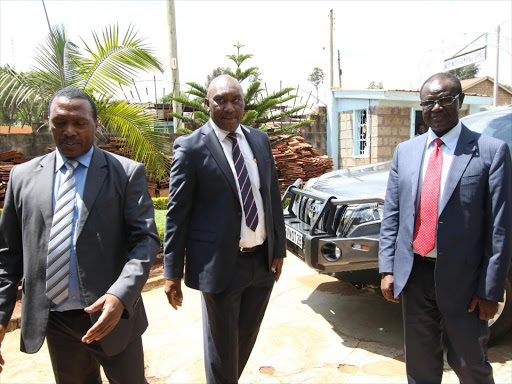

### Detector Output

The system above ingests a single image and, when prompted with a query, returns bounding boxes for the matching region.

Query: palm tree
[0,24,171,180]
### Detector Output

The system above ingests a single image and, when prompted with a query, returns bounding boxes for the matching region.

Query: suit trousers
[401,254,493,384]
[201,245,275,384]
[46,310,147,384]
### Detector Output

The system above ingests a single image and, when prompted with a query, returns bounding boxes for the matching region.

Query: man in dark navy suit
[163,75,285,383]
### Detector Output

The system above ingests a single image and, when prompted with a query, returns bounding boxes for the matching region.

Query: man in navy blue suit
[163,75,285,383]
[379,73,511,383]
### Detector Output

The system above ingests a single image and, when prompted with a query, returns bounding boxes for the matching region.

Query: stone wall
[338,106,411,169]
[0,130,55,158]
[293,106,327,155]
[466,80,512,106]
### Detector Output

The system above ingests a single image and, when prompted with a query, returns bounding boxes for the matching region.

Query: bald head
[205,75,245,132]
[207,75,243,98]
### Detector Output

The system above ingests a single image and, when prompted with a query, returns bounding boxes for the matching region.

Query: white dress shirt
[414,121,462,258]
[210,119,267,247]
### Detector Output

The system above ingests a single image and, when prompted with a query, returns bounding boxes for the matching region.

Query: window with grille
[353,109,368,157]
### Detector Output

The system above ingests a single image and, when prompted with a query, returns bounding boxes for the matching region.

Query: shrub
[158,230,164,252]
[152,197,169,210]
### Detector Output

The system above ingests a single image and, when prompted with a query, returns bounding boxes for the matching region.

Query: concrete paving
[1,253,511,383]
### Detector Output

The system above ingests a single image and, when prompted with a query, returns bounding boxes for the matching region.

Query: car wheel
[489,276,512,344]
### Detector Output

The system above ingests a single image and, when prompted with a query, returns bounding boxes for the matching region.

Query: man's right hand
[165,279,183,310]
[381,273,400,303]
[0,324,6,373]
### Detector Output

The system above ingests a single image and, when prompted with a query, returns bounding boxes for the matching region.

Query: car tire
[489,276,512,344]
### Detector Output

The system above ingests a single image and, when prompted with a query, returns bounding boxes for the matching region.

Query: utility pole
[493,24,500,108]
[337,49,342,88]
[329,9,334,89]
[166,0,182,130]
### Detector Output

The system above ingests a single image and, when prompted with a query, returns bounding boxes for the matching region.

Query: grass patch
[154,209,166,232]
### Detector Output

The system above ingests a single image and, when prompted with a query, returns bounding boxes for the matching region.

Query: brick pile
[0,151,30,207]
[270,135,333,193]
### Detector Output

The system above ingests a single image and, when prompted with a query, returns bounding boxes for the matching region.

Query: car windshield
[462,107,512,156]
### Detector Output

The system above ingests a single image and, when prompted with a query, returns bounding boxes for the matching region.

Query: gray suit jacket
[379,125,512,314]
[163,122,286,293]
[0,147,159,355]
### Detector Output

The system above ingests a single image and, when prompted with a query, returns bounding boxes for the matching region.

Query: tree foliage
[307,67,325,97]
[448,64,480,80]
[171,42,313,141]
[0,24,171,180]
[368,81,384,89]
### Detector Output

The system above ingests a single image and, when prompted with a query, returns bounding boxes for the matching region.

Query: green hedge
[158,230,164,252]
[152,197,169,210]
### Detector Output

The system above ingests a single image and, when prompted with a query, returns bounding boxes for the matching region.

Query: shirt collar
[210,119,242,141]
[55,146,94,173]
[426,121,461,150]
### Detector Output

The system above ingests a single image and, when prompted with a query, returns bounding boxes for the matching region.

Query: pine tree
[448,64,480,80]
[170,43,313,144]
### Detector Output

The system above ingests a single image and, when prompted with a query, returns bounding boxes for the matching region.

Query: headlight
[341,203,383,237]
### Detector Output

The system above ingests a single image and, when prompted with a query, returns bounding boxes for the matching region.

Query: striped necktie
[46,159,79,305]
[413,138,444,256]
[226,132,259,232]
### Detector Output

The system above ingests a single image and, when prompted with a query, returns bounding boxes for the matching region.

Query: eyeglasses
[420,94,459,110]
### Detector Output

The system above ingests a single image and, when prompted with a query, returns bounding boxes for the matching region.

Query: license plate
[286,225,304,248]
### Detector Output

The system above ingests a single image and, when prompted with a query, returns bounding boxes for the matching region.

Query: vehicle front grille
[293,194,346,235]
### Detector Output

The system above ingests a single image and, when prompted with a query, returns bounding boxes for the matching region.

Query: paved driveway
[2,253,511,383]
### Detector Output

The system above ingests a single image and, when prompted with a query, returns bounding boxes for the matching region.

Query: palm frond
[98,101,170,179]
[0,65,50,108]
[78,24,163,95]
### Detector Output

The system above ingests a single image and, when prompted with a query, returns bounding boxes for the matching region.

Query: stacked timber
[270,135,333,193]
[0,151,29,207]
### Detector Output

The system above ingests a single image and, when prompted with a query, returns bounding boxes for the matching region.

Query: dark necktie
[46,159,78,304]
[226,132,259,232]
[413,138,444,256]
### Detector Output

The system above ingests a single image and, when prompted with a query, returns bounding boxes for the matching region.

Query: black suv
[283,105,512,342]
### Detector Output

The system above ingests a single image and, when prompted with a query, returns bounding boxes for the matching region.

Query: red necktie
[413,138,444,256]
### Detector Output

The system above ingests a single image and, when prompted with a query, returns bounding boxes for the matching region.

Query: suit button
[237,212,242,217]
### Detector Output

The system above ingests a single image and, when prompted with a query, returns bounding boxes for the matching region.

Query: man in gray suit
[0,87,160,383]
[379,73,511,383]
[164,75,285,383]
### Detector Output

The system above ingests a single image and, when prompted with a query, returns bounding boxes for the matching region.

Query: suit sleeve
[378,144,400,274]
[477,142,512,301]
[266,136,286,259]
[0,166,23,327]
[163,137,196,279]
[106,163,159,316]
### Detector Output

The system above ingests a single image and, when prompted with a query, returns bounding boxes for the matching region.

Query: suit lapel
[202,122,239,197]
[76,147,107,239]
[439,124,476,214]
[35,152,57,228]
[410,135,428,207]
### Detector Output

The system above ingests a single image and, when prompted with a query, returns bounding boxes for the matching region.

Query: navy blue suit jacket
[164,122,285,294]
[379,124,512,314]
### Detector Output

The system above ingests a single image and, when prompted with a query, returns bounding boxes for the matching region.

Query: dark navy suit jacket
[164,122,285,293]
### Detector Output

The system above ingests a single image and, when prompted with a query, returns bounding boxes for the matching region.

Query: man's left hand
[82,294,125,344]
[271,258,284,282]
[468,296,499,320]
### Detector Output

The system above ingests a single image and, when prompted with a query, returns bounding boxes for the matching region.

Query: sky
[0,0,511,104]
